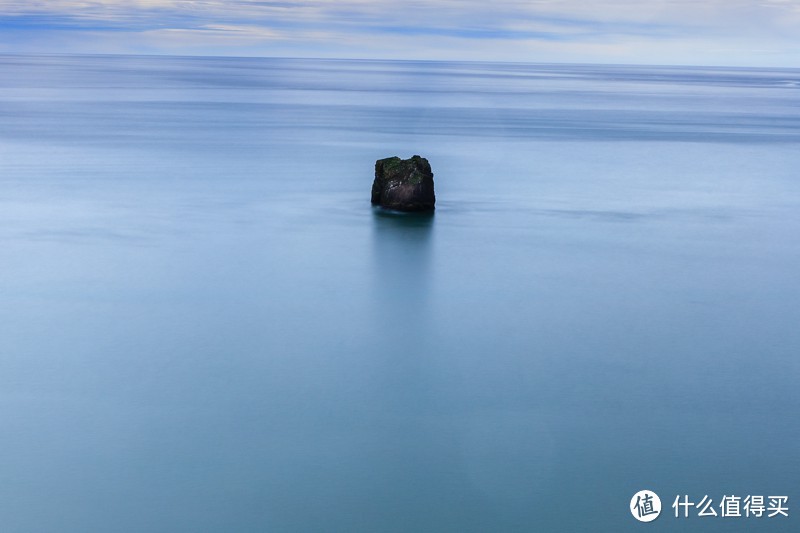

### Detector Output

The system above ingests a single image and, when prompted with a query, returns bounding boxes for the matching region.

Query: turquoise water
[1,55,799,531]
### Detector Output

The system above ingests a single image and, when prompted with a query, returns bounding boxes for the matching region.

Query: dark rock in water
[372,155,435,212]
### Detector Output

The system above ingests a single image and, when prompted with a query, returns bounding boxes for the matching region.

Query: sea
[1,54,799,532]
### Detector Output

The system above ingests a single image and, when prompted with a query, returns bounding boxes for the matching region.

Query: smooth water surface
[1,55,799,532]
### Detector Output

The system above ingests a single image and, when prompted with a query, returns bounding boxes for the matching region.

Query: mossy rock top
[371,155,435,212]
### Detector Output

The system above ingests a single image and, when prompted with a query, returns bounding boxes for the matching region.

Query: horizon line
[2,51,798,72]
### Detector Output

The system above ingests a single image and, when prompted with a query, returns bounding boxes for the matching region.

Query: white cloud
[0,0,798,65]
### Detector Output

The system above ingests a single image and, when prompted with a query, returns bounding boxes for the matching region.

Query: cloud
[0,0,798,65]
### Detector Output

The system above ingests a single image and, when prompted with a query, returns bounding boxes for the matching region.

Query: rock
[371,155,435,212]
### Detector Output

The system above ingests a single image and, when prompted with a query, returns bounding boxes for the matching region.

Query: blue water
[1,55,799,532]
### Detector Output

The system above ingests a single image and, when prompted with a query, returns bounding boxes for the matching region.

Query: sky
[0,0,799,66]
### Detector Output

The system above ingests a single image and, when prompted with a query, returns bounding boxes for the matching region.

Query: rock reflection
[371,207,435,310]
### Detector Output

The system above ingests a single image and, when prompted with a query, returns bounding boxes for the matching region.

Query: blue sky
[0,0,798,66]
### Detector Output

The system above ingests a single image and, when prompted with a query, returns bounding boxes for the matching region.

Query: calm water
[1,55,799,532]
